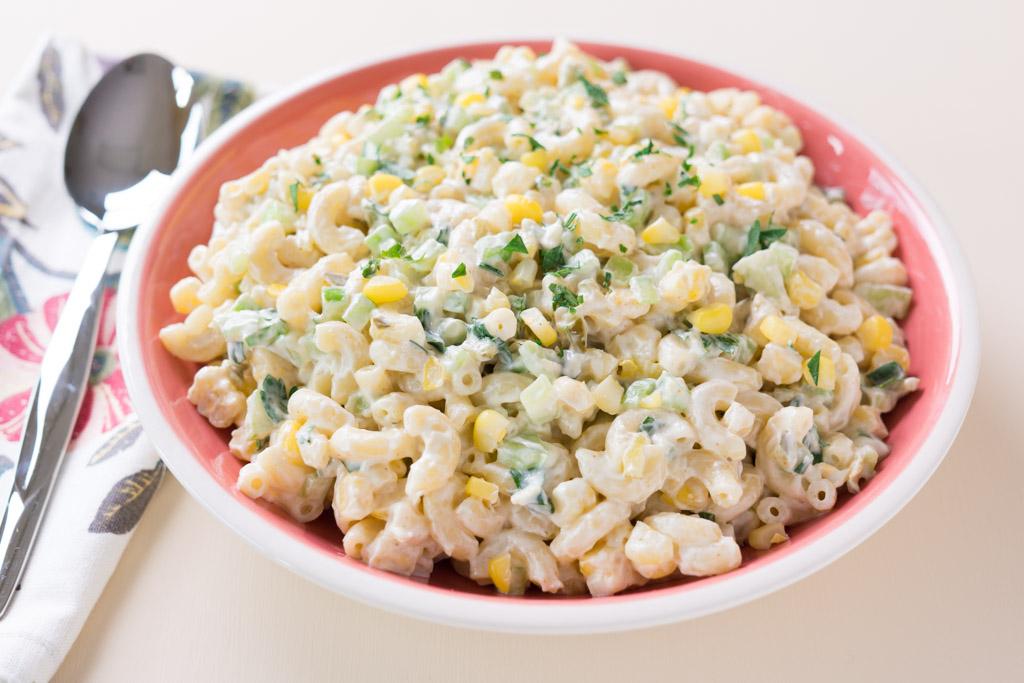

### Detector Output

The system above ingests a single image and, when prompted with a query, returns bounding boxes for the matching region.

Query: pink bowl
[117,40,979,632]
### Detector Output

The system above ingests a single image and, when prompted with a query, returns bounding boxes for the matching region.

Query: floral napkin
[0,36,254,682]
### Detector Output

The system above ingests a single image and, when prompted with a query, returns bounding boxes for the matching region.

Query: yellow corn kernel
[638,391,663,409]
[698,168,731,198]
[592,376,624,415]
[640,216,681,245]
[520,149,548,170]
[296,185,315,213]
[732,128,763,153]
[857,314,894,353]
[362,275,408,304]
[451,272,475,292]
[401,72,429,92]
[622,436,647,478]
[266,283,286,297]
[618,359,642,381]
[169,277,201,314]
[658,97,678,119]
[874,344,910,371]
[570,94,585,110]
[473,409,510,453]
[413,165,445,192]
[521,307,557,346]
[367,173,403,202]
[504,194,543,225]
[759,315,798,346]
[688,304,733,334]
[456,92,486,108]
[422,356,446,391]
[282,419,305,463]
[465,476,500,504]
[608,126,635,145]
[736,181,765,200]
[786,270,824,309]
[802,352,837,391]
[488,553,513,593]
[675,478,710,510]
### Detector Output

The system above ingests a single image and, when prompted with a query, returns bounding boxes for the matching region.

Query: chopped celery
[320,286,347,321]
[701,333,758,364]
[854,283,913,319]
[711,222,748,261]
[629,276,659,305]
[232,295,257,311]
[655,249,684,279]
[604,254,635,284]
[568,250,600,279]
[408,239,446,273]
[352,156,379,176]
[497,434,550,470]
[343,294,376,330]
[656,373,691,412]
[702,241,729,273]
[520,375,558,423]
[731,241,798,301]
[866,361,905,387]
[519,340,562,379]
[437,318,468,346]
[390,198,430,235]
[367,106,413,144]
[623,379,657,407]
[364,224,401,256]
[442,291,469,314]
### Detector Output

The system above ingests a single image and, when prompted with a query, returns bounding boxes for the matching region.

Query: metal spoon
[0,53,200,617]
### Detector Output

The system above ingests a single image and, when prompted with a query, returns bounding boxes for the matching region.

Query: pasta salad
[160,40,918,596]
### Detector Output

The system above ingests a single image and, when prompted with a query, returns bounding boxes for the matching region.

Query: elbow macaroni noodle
[160,41,919,595]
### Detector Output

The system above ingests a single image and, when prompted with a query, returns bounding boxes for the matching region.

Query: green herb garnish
[361,259,380,278]
[640,415,655,436]
[633,139,657,159]
[549,283,582,312]
[807,350,822,386]
[288,181,300,211]
[579,74,609,107]
[259,376,290,423]
[539,246,566,274]
[500,234,528,261]
[489,69,504,80]
[697,511,717,522]
[866,361,905,388]
[512,133,545,150]
[563,212,579,231]
[451,262,467,278]
[612,70,627,85]
[479,262,503,275]
[712,193,725,206]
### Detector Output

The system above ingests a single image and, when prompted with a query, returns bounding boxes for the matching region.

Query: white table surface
[3,1,1021,680]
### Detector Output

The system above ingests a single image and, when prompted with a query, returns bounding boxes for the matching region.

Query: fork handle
[0,230,120,617]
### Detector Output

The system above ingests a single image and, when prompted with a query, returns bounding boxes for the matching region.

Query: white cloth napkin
[0,36,254,682]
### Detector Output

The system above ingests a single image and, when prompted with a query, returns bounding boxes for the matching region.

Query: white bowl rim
[117,37,980,634]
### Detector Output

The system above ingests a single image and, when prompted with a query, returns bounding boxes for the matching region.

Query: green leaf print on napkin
[37,43,64,131]
[88,462,164,534]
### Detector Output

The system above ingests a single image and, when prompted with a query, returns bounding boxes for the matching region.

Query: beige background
[2,0,1021,680]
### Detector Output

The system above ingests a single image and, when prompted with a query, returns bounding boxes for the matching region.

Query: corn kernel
[640,216,681,245]
[608,126,635,145]
[786,270,824,309]
[504,194,543,225]
[675,478,710,510]
[688,304,733,334]
[367,173,403,202]
[592,376,624,415]
[618,359,642,381]
[296,185,315,213]
[488,553,513,593]
[266,283,286,297]
[400,72,429,92]
[570,94,585,110]
[465,476,500,504]
[732,128,763,153]
[452,273,474,292]
[759,315,798,346]
[521,307,557,346]
[362,275,408,304]
[413,165,445,192]
[520,149,548,170]
[658,97,678,119]
[857,314,894,353]
[169,277,201,314]
[698,168,731,198]
[802,352,837,391]
[622,436,647,478]
[456,92,486,108]
[638,391,663,409]
[736,181,765,200]
[473,409,510,453]
[422,356,446,391]
[282,419,305,464]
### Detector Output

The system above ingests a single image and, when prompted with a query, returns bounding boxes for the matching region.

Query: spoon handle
[0,230,120,618]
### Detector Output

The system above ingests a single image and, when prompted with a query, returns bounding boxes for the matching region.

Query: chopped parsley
[669,122,689,146]
[479,262,504,275]
[601,271,612,288]
[512,133,545,150]
[415,114,431,125]
[451,262,467,278]
[619,244,628,254]
[312,154,322,165]
[678,173,700,188]
[435,134,453,153]
[712,193,725,206]
[548,158,570,176]
[227,341,246,364]
[539,245,566,274]
[807,350,822,386]
[697,511,717,522]
[436,226,450,246]
[509,294,527,315]
[288,181,300,212]
[415,308,446,353]
[743,219,788,257]
[633,139,657,159]
[611,70,627,85]
[259,376,290,423]
[380,242,406,259]
[579,74,609,107]
[489,69,504,80]
[549,283,582,312]
[602,198,643,222]
[469,321,513,365]
[361,258,380,278]
[499,234,528,261]
[593,127,608,136]
[563,212,579,231]
[640,415,656,436]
